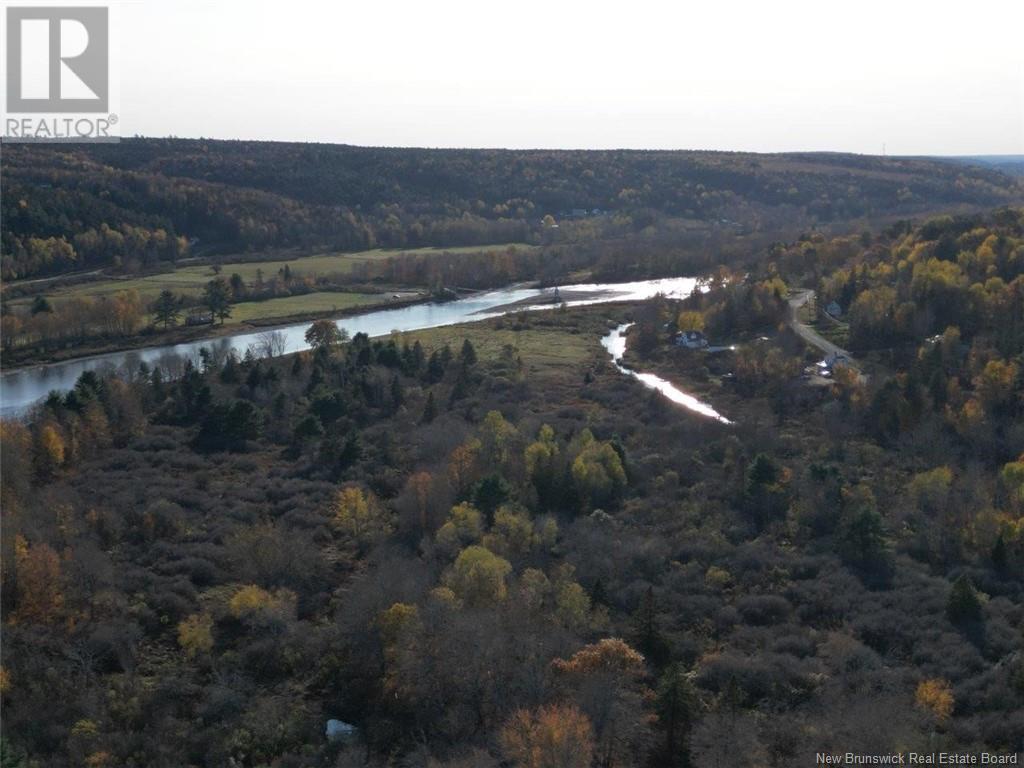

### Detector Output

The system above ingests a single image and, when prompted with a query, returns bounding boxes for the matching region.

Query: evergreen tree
[203,277,233,324]
[229,272,246,299]
[426,351,446,383]
[632,585,672,667]
[992,533,1007,574]
[30,295,52,315]
[151,289,181,329]
[472,473,513,518]
[390,375,404,410]
[655,663,696,767]
[947,573,983,625]
[420,390,437,424]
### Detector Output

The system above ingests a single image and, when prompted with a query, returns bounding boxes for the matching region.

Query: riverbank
[0,292,435,372]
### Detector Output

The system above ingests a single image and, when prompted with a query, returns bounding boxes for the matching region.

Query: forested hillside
[3,139,1020,279]
[952,156,1024,178]
[2,210,1022,766]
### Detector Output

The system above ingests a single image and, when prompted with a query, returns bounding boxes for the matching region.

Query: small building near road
[814,352,852,377]
[825,301,843,318]
[675,330,709,349]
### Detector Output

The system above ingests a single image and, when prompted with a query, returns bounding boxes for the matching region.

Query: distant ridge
[3,139,1022,280]
[943,154,1024,177]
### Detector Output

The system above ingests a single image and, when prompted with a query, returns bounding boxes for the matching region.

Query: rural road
[788,289,852,362]
[5,268,105,289]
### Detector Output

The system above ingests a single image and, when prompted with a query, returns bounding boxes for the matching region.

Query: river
[1,276,728,421]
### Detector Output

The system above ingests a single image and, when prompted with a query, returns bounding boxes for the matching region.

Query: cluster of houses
[666,294,858,397]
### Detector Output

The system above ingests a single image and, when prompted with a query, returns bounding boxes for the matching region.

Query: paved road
[788,289,852,362]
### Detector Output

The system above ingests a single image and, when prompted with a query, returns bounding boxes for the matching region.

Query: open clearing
[402,318,597,380]
[6,242,535,308]
[225,291,389,325]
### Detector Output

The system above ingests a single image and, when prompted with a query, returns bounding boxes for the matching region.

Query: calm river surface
[1,276,727,421]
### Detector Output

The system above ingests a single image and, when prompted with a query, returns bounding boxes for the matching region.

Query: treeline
[1,223,190,279]
[773,209,1024,352]
[2,266,334,360]
[2,290,147,355]
[4,139,1020,279]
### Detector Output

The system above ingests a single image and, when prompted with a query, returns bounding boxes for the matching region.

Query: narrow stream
[600,323,732,424]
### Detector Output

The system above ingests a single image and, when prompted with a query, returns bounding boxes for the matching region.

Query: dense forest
[2,210,1022,767]
[3,140,1021,279]
[953,156,1024,179]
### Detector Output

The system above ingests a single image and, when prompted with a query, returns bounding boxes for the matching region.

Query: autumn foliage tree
[448,439,482,498]
[435,503,485,558]
[177,613,214,659]
[525,424,561,508]
[552,639,647,768]
[442,545,512,606]
[12,535,64,624]
[34,424,66,480]
[570,430,626,511]
[915,678,954,725]
[499,703,595,768]
[304,319,348,352]
[229,584,297,628]
[331,486,392,546]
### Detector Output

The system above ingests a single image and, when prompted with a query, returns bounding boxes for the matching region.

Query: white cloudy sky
[117,0,1023,154]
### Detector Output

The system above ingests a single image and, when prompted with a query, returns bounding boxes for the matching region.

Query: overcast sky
[117,0,1023,155]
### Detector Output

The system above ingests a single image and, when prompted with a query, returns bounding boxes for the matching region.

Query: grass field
[817,322,850,348]
[225,291,389,325]
[401,315,599,382]
[6,242,535,309]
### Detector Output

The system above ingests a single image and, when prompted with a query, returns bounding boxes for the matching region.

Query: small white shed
[326,719,357,742]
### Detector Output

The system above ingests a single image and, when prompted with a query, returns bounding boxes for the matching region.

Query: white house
[675,330,709,349]
[815,352,852,377]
